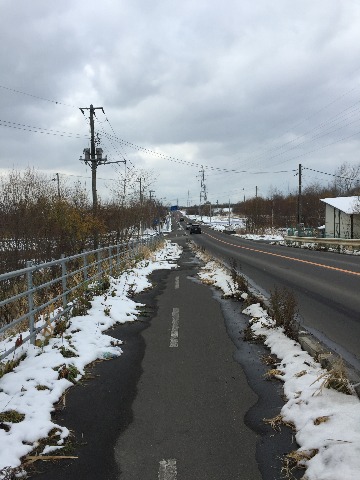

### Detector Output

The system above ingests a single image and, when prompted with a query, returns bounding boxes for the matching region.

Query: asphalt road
[186,223,360,369]
[32,234,297,480]
[114,238,261,480]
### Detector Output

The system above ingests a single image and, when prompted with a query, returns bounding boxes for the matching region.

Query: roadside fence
[0,235,161,361]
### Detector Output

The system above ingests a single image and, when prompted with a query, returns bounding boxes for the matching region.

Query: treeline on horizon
[0,168,166,273]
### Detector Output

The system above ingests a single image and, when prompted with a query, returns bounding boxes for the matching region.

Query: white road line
[158,459,177,479]
[170,308,179,347]
[175,276,179,289]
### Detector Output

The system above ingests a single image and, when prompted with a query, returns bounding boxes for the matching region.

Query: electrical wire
[245,114,360,171]
[0,84,77,108]
[231,81,360,170]
[302,166,357,181]
[100,117,294,176]
[2,82,359,185]
[269,127,360,169]
[0,118,88,139]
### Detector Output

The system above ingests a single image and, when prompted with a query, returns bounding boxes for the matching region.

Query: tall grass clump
[269,286,299,340]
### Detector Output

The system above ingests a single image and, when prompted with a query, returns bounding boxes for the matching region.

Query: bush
[269,286,299,340]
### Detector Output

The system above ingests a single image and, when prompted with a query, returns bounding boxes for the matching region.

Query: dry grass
[228,257,248,293]
[0,410,25,423]
[264,368,285,380]
[242,325,266,344]
[0,354,27,380]
[281,449,318,479]
[263,413,295,432]
[261,354,279,366]
[312,358,353,396]
[269,286,299,340]
[314,415,330,425]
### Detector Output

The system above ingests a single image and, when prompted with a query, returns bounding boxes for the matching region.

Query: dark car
[186,222,192,230]
[189,224,201,234]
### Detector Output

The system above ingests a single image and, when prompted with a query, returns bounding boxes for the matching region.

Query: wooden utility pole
[297,163,302,225]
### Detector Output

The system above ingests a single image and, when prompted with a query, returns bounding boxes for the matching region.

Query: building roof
[320,196,360,214]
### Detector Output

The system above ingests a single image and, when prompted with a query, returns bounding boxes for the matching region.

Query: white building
[320,196,360,238]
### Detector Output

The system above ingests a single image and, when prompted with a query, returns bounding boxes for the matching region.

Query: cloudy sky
[1,0,360,206]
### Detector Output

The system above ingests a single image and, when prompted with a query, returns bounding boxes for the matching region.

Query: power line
[232,81,360,170]
[247,114,360,170]
[104,117,137,170]
[0,84,77,108]
[0,118,88,139]
[268,128,360,168]
[96,120,129,169]
[101,116,295,176]
[54,172,119,182]
[0,111,295,177]
[302,166,357,181]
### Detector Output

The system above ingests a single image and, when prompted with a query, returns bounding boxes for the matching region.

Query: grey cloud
[1,0,360,203]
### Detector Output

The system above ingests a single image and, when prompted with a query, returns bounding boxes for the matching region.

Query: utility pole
[255,186,258,233]
[80,105,106,219]
[149,190,155,231]
[122,160,127,202]
[53,173,60,198]
[297,163,302,226]
[79,104,125,248]
[137,178,143,204]
[198,166,207,221]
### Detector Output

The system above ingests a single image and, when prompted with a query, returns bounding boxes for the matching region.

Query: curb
[298,332,360,398]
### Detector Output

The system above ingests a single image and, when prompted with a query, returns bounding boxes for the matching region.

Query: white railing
[0,236,161,361]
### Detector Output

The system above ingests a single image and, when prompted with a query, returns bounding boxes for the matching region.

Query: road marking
[170,308,179,347]
[159,459,177,479]
[204,232,360,277]
[175,276,179,289]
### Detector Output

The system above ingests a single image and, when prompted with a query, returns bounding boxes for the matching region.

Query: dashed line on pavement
[170,308,179,347]
[175,276,179,289]
[158,459,177,479]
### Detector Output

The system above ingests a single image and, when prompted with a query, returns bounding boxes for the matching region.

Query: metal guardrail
[0,236,160,361]
[284,236,360,248]
[286,227,318,237]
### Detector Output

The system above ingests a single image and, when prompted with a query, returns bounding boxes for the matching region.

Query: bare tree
[334,162,360,195]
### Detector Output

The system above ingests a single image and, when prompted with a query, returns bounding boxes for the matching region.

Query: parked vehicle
[189,224,201,234]
[186,222,192,230]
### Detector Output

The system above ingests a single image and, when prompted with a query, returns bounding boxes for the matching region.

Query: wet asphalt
[30,233,298,480]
